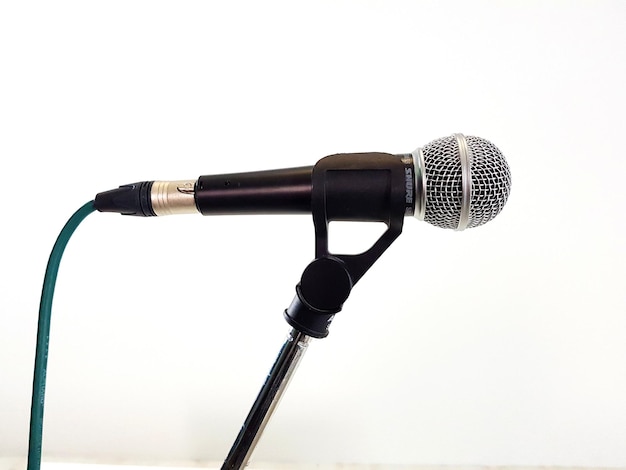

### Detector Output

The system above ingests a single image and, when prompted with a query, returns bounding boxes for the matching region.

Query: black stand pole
[221,329,310,470]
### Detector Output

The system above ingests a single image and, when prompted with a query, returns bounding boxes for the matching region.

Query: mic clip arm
[284,151,410,338]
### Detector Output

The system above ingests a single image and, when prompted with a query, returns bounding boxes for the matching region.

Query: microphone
[94,134,511,230]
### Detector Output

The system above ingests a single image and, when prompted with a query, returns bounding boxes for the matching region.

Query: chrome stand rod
[221,328,311,470]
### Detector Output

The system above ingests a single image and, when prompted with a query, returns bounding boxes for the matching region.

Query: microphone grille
[421,135,511,230]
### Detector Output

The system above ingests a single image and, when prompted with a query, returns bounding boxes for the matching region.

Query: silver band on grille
[411,147,426,221]
[455,133,472,231]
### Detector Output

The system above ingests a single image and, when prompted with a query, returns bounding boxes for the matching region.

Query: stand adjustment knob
[284,257,353,338]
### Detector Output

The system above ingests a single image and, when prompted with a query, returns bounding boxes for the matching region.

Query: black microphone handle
[196,166,312,215]
[197,152,414,221]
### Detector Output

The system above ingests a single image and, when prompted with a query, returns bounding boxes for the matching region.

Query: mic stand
[221,152,411,469]
[221,329,310,469]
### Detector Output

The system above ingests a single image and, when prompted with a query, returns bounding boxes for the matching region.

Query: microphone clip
[284,152,409,338]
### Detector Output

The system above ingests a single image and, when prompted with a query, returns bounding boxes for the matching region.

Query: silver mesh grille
[422,135,511,229]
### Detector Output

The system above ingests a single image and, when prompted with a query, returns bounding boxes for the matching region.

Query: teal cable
[28,201,96,470]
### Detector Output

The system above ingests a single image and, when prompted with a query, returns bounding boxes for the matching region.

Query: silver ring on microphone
[411,147,426,221]
[454,133,472,231]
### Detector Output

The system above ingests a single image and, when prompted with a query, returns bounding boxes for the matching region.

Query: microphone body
[93,166,313,217]
[196,166,312,215]
[95,153,416,221]
[94,134,512,230]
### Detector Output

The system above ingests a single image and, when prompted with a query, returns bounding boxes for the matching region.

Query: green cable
[28,201,96,470]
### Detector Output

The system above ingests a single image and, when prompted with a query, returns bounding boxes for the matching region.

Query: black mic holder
[222,152,410,469]
[285,151,411,337]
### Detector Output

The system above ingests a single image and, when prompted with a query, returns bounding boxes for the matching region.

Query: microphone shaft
[196,166,312,215]
[93,153,415,219]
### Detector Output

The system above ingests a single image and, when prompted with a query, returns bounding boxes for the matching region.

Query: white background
[1,0,625,467]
